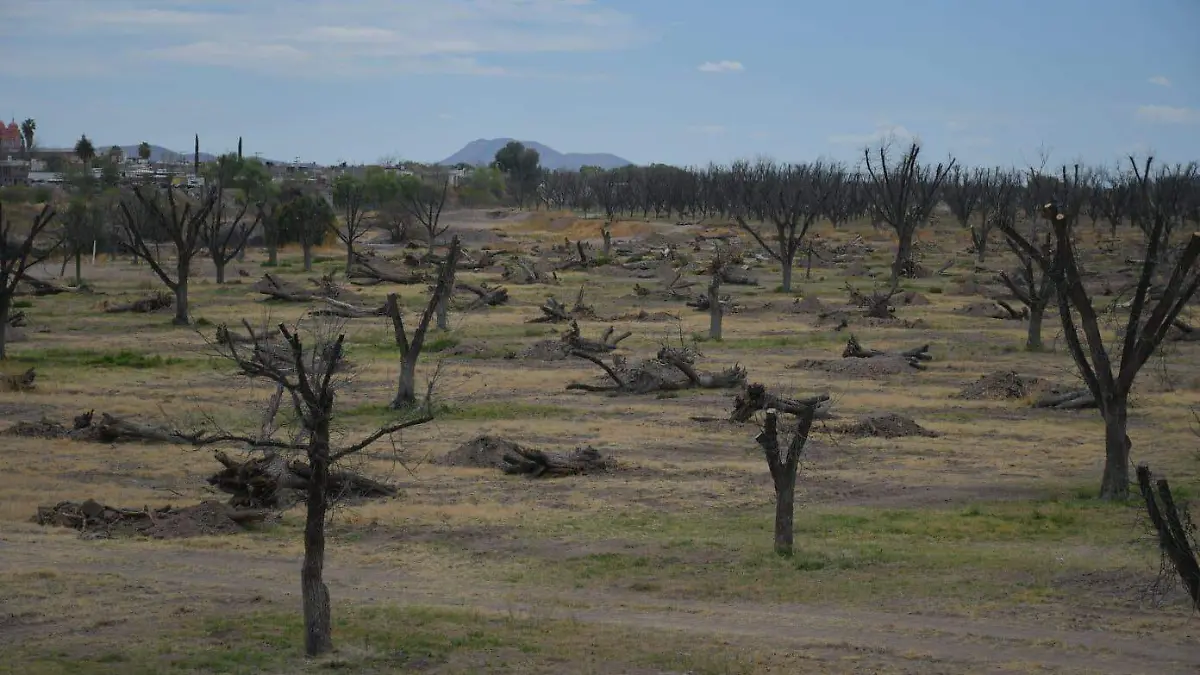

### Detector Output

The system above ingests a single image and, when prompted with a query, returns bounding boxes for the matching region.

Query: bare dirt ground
[1,210,1198,673]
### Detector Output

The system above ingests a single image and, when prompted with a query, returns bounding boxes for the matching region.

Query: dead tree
[203,183,259,284]
[387,235,461,408]
[863,142,956,287]
[1,204,59,359]
[1137,465,1200,610]
[998,159,1200,500]
[455,281,508,311]
[119,185,218,325]
[731,383,831,422]
[206,319,433,657]
[846,281,901,319]
[756,406,817,557]
[706,244,738,340]
[400,172,451,257]
[500,445,614,477]
[842,334,931,369]
[567,346,745,394]
[331,174,370,272]
[943,167,997,262]
[993,172,1056,350]
[348,252,428,285]
[529,286,593,323]
[561,320,630,353]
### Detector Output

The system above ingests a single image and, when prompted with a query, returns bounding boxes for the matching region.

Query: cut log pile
[35,498,267,539]
[0,367,36,393]
[207,451,396,509]
[842,334,932,370]
[103,291,173,314]
[500,445,614,477]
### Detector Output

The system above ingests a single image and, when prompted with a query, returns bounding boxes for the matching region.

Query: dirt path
[2,536,1196,673]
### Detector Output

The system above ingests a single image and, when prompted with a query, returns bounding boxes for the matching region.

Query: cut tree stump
[500,445,614,477]
[731,383,831,422]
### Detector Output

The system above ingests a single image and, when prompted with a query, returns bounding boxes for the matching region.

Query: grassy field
[1,210,1198,674]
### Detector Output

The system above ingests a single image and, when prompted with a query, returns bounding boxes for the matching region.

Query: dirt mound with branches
[956,371,1043,400]
[790,356,915,378]
[35,499,266,539]
[437,436,525,468]
[787,295,828,314]
[835,414,939,438]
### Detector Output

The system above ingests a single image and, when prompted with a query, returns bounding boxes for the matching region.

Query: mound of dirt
[789,356,914,378]
[787,295,828,314]
[897,290,931,306]
[3,418,68,438]
[35,499,264,539]
[956,371,1042,400]
[835,414,939,438]
[608,310,680,322]
[438,436,525,468]
[519,339,571,361]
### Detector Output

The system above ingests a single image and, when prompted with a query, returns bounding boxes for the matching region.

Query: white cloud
[698,60,744,73]
[1148,75,1171,87]
[828,124,914,146]
[0,0,645,77]
[687,125,725,135]
[1136,105,1200,124]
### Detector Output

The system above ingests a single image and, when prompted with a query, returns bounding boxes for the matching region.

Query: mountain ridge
[438,138,632,171]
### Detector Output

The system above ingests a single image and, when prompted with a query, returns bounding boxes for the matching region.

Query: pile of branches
[562,320,630,353]
[528,286,595,323]
[633,270,695,300]
[455,281,509,310]
[846,282,902,319]
[842,334,932,369]
[103,291,173,314]
[16,277,80,297]
[35,498,267,537]
[567,345,746,394]
[207,451,397,509]
[503,258,558,284]
[2,410,206,444]
[348,251,428,285]
[500,445,615,477]
[253,274,361,303]
[0,367,36,393]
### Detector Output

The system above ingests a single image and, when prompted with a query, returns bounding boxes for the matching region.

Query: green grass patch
[12,348,186,369]
[12,299,34,309]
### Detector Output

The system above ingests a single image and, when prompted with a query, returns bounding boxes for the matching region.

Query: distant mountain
[439,138,632,171]
[118,145,217,164]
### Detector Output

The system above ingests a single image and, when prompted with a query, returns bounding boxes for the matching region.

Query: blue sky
[1,0,1197,168]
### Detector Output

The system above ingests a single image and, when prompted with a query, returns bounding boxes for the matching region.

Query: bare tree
[400,172,451,257]
[386,235,462,408]
[330,174,370,271]
[734,161,845,293]
[1,204,59,358]
[863,142,956,286]
[754,403,817,557]
[119,185,218,325]
[992,173,1057,350]
[998,158,1200,500]
[211,318,433,656]
[204,186,259,284]
[944,167,1000,261]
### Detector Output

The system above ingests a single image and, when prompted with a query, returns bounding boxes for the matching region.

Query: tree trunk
[780,259,793,294]
[74,251,83,286]
[708,275,722,340]
[302,426,333,656]
[214,259,226,285]
[1026,303,1045,351]
[0,297,10,360]
[303,245,313,273]
[173,261,190,326]
[436,296,449,331]
[1099,398,1131,500]
[427,232,437,259]
[774,474,797,557]
[392,355,418,409]
[891,228,915,287]
[345,243,354,275]
[267,240,278,266]
[975,230,989,263]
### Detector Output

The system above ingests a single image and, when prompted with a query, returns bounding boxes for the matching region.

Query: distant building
[0,120,21,154]
[0,158,30,186]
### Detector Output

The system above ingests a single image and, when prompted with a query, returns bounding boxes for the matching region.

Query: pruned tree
[863,141,956,286]
[993,172,1056,350]
[204,159,260,283]
[944,167,999,261]
[210,318,433,656]
[330,174,370,271]
[399,171,451,256]
[118,185,218,325]
[997,158,1200,500]
[733,161,845,293]
[754,403,817,557]
[1,204,60,358]
[386,235,462,409]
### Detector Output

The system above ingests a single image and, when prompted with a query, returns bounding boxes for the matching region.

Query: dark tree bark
[204,186,258,284]
[863,142,955,287]
[387,235,462,408]
[993,173,1056,350]
[756,406,816,557]
[118,186,217,325]
[1137,465,1200,610]
[0,204,60,359]
[998,159,1200,500]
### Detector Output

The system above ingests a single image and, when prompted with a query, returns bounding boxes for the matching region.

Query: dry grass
[1,212,1198,673]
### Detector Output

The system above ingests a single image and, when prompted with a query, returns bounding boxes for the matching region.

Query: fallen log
[207,450,397,508]
[562,320,630,353]
[349,252,429,285]
[252,273,321,301]
[730,383,831,423]
[456,281,509,310]
[35,498,267,538]
[567,347,746,394]
[500,445,614,477]
[1032,389,1097,410]
[720,266,758,286]
[0,367,36,392]
[16,277,76,296]
[842,334,931,369]
[309,296,387,319]
[503,258,558,284]
[103,291,173,314]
